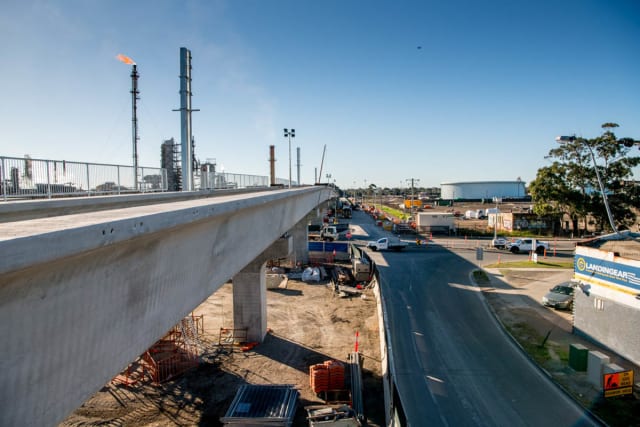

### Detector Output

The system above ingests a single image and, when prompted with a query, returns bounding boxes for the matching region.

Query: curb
[470,268,607,426]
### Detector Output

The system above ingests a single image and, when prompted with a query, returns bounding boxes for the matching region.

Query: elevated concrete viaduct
[0,186,333,426]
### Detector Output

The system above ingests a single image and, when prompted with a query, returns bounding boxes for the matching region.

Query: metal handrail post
[1,157,6,201]
[46,160,52,199]
[86,163,90,196]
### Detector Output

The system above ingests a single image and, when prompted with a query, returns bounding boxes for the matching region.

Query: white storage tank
[441,180,526,200]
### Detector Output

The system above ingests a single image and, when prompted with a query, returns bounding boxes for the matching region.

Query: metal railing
[198,171,293,190]
[199,170,270,190]
[1,156,167,200]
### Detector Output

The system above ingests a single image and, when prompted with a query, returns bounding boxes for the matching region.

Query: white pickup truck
[366,237,408,251]
[507,238,550,254]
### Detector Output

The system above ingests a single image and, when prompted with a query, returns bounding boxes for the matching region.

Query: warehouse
[573,231,640,366]
[440,180,526,200]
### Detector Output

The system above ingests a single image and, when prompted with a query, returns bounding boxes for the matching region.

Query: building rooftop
[577,231,640,261]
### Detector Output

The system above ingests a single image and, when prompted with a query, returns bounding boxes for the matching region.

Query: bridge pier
[291,218,309,266]
[233,235,292,342]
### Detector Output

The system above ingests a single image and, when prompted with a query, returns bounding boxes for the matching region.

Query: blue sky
[1,0,639,189]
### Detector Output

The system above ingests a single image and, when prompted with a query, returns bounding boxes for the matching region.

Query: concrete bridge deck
[0,186,333,426]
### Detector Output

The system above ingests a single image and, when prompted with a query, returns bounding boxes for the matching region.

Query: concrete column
[232,236,292,342]
[291,218,309,266]
[233,258,268,343]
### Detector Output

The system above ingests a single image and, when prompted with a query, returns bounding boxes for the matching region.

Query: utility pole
[492,197,502,241]
[406,178,420,218]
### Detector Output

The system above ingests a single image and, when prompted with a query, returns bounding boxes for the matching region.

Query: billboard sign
[575,254,640,293]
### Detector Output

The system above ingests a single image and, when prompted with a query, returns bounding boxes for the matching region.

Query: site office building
[573,232,640,366]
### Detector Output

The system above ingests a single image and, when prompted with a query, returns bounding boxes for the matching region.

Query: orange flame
[116,53,136,65]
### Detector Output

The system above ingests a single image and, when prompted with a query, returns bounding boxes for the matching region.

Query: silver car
[491,237,509,249]
[541,282,575,310]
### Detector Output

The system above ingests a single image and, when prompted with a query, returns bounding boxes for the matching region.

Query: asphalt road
[350,211,599,427]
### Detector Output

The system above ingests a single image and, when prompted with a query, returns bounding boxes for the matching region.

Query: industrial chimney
[269,145,276,186]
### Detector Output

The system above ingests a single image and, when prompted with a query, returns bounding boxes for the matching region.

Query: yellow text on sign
[603,370,634,398]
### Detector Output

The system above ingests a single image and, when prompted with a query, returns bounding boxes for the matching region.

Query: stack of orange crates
[309,360,345,394]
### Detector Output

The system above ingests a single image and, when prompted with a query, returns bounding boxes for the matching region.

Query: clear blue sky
[1,0,639,189]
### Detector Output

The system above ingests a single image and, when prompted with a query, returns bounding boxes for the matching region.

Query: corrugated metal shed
[221,384,298,426]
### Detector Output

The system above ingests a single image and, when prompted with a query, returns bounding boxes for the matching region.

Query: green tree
[529,162,584,235]
[530,123,640,235]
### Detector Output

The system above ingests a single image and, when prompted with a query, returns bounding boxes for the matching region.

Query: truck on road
[415,212,455,234]
[309,224,351,241]
[366,237,408,251]
[321,225,343,241]
[507,238,550,254]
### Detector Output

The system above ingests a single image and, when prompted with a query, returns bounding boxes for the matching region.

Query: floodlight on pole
[283,128,295,188]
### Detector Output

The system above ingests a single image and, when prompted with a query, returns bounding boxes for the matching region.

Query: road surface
[352,212,599,426]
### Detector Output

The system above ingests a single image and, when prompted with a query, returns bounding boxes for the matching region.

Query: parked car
[541,282,576,310]
[507,238,550,255]
[490,237,509,249]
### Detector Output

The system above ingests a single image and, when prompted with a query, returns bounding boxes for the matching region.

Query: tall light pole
[556,135,619,234]
[363,179,367,205]
[283,128,295,188]
[492,196,502,241]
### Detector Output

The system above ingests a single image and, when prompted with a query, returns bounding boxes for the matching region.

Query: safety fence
[1,155,167,200]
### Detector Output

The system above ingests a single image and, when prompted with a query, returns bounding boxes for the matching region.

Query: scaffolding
[160,138,181,191]
[113,313,204,386]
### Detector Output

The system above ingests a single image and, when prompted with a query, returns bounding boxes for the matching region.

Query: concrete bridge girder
[0,187,333,427]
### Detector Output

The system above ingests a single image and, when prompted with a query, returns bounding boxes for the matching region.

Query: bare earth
[60,276,385,427]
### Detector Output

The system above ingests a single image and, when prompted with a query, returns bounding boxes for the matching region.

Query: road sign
[603,370,634,398]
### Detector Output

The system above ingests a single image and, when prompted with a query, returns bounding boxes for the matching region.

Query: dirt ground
[59,271,385,427]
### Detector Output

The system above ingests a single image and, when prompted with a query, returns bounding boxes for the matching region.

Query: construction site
[59,263,384,426]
